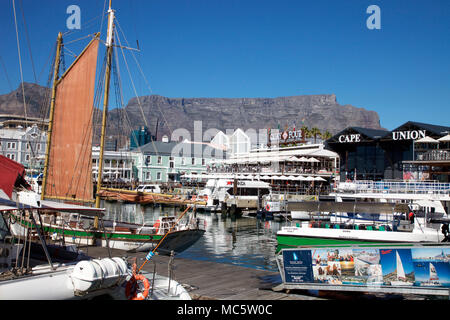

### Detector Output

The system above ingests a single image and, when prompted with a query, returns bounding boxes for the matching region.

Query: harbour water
[101,201,286,272]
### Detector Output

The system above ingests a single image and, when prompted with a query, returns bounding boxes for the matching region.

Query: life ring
[153,220,160,234]
[125,274,151,300]
[265,204,271,211]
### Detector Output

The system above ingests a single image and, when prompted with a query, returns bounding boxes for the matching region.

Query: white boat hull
[279,223,444,243]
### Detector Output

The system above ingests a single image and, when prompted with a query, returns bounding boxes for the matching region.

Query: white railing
[335,180,450,195]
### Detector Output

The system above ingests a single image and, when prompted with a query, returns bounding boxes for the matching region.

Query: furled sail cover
[44,39,99,202]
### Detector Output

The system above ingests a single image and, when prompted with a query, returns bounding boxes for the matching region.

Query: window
[25,154,30,162]
[145,172,151,180]
[145,156,151,164]
[156,172,162,180]
[7,142,16,150]
[191,157,195,165]
[182,157,186,165]
[157,156,162,164]
[202,158,206,166]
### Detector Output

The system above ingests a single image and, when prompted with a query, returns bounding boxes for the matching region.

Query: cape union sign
[392,129,426,141]
[338,130,427,143]
[338,134,361,143]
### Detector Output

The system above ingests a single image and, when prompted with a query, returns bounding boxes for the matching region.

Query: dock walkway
[85,246,322,300]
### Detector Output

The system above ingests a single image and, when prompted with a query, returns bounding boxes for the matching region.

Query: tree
[301,125,310,141]
[321,130,332,141]
[310,127,321,144]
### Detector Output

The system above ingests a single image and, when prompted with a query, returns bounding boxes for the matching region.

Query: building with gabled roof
[326,121,450,182]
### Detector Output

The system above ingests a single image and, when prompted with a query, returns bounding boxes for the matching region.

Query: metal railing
[335,180,450,195]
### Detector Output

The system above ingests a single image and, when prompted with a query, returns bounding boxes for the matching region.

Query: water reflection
[100,201,286,272]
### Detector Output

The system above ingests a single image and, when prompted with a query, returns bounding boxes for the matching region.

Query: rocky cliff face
[0,83,50,118]
[109,93,382,140]
[0,83,383,144]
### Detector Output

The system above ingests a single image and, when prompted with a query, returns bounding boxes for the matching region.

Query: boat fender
[153,220,160,233]
[125,274,151,300]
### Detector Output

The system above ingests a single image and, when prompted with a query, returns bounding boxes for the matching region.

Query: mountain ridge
[0,82,384,144]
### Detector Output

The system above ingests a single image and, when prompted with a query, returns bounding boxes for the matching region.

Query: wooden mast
[41,32,63,200]
[94,0,114,226]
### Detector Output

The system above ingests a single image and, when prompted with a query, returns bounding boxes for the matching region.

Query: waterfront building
[209,128,252,156]
[129,126,156,150]
[131,139,225,183]
[207,142,339,193]
[0,124,47,173]
[91,147,134,183]
[326,121,450,182]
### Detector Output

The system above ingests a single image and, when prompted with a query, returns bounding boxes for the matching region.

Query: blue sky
[0,0,449,130]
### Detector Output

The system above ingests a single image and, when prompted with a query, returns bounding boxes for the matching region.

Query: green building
[131,140,224,183]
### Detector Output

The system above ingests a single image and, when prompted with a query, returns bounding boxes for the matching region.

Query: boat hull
[10,215,205,254]
[276,225,443,251]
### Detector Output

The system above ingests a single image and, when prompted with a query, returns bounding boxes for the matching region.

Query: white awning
[438,134,450,142]
[416,136,439,143]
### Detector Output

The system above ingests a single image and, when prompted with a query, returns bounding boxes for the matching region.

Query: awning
[0,154,30,198]
[438,134,450,142]
[416,136,439,143]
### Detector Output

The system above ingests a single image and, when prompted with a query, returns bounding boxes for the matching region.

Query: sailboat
[12,1,205,254]
[0,154,191,299]
[420,262,441,287]
[390,251,414,286]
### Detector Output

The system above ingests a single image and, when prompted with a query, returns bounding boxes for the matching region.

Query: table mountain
[0,83,383,145]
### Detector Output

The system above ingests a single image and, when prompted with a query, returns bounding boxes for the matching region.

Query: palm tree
[321,130,332,141]
[310,127,321,144]
[301,125,310,141]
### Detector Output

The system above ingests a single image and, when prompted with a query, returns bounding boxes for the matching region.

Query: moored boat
[277,201,448,251]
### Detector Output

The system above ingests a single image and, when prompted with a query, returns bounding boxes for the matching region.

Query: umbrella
[308,157,320,163]
[305,176,315,181]
[416,136,439,144]
[313,176,327,182]
[438,134,450,142]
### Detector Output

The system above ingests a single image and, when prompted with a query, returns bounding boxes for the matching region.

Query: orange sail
[43,38,99,203]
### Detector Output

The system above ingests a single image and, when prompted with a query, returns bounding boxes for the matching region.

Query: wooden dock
[84,246,323,300]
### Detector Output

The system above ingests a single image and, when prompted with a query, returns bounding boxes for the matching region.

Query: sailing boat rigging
[14,0,205,254]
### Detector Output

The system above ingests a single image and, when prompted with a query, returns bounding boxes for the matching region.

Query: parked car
[136,184,161,193]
